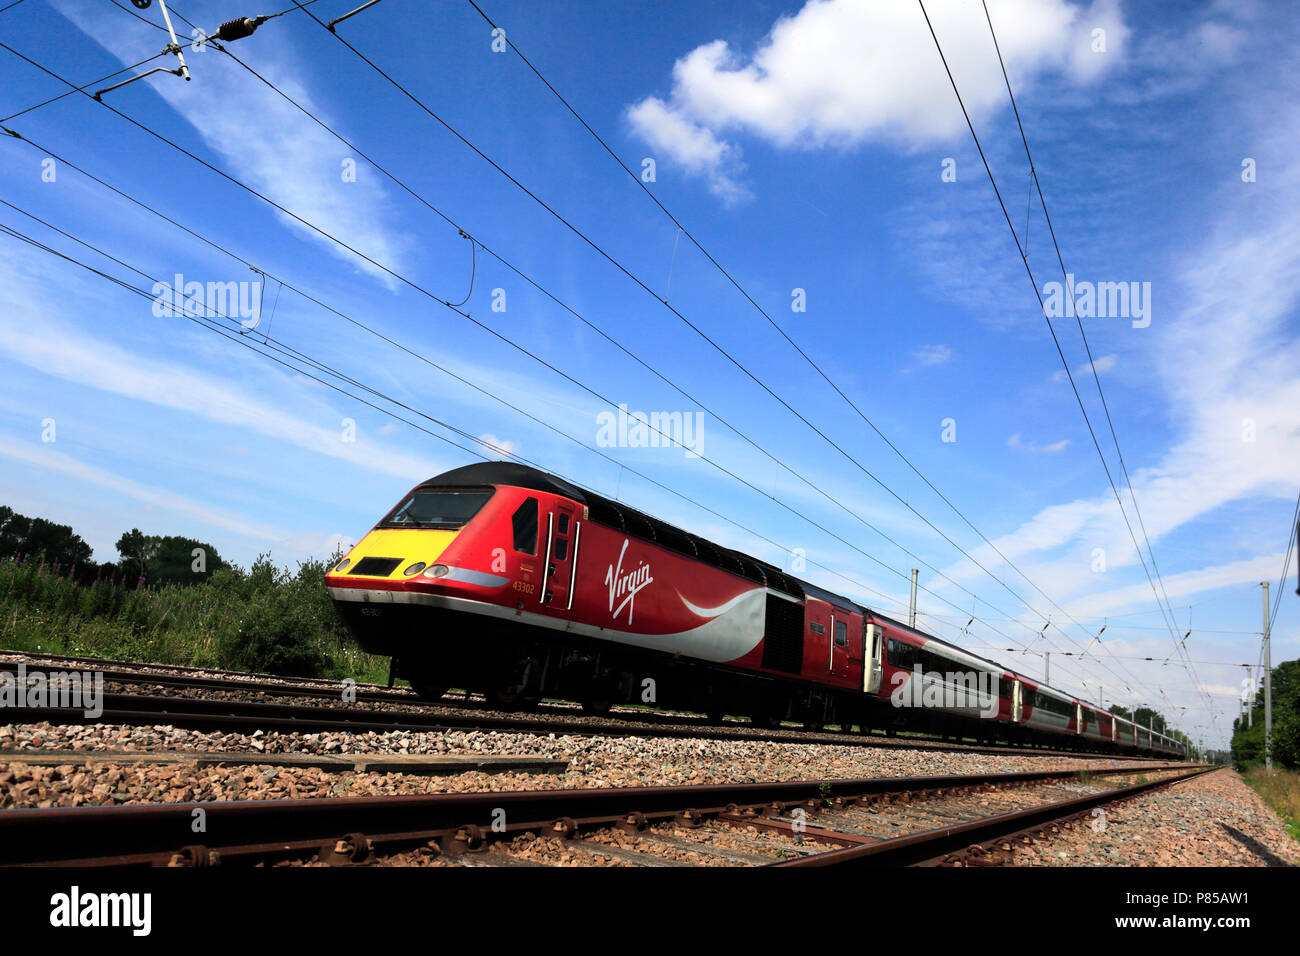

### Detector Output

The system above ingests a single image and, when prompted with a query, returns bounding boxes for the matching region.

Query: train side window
[554,538,568,561]
[512,497,539,555]
[834,620,847,647]
[887,638,915,669]
[558,513,570,535]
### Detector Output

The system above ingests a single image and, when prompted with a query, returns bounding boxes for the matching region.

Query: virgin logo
[605,539,653,624]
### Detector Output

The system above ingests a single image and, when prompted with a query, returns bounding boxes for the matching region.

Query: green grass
[1244,766,1300,843]
[0,554,391,683]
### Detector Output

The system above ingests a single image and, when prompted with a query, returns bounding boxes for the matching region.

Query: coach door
[1011,678,1024,722]
[539,502,578,612]
[1075,703,1085,735]
[863,622,883,695]
[829,613,851,680]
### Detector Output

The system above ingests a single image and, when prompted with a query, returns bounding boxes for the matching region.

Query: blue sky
[1,0,1296,748]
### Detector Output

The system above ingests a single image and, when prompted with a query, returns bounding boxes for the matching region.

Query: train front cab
[326,477,584,659]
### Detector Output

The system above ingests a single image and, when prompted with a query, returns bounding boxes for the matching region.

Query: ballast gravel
[0,719,1162,810]
[1010,767,1298,867]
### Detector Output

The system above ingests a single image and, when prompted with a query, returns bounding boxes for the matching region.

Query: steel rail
[774,766,1214,866]
[0,763,1201,867]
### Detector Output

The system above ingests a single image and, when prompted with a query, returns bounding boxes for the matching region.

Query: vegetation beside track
[1244,767,1300,842]
[1232,659,1300,770]
[0,553,390,683]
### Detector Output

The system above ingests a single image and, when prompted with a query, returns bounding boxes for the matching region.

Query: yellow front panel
[341,528,459,579]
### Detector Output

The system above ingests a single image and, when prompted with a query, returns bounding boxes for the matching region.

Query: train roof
[423,462,588,500]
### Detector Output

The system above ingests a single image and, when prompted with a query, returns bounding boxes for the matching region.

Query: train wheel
[487,686,527,711]
[580,675,617,717]
[409,680,448,701]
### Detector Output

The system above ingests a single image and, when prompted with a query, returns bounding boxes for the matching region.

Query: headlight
[333,558,351,573]
[422,564,450,578]
[403,562,427,577]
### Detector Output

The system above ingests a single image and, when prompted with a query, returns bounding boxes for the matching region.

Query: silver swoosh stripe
[442,567,510,587]
[679,587,764,620]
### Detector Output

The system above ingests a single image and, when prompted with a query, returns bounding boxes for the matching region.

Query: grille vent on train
[351,557,403,577]
[761,594,805,674]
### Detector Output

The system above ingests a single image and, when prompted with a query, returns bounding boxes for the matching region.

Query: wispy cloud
[50,0,410,286]
[907,343,954,371]
[1007,432,1071,453]
[1052,353,1115,382]
[0,438,285,541]
[0,298,445,482]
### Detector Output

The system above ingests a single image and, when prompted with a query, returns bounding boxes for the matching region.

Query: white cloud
[1055,552,1286,619]
[627,97,750,203]
[1052,353,1116,382]
[627,0,1126,197]
[1007,432,1071,453]
[909,343,954,369]
[477,433,519,457]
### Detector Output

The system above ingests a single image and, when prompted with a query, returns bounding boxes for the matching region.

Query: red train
[326,463,1184,757]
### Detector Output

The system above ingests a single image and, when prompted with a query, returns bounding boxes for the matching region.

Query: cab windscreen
[380,488,493,530]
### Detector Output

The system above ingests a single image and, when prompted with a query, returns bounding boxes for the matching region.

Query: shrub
[0,550,389,683]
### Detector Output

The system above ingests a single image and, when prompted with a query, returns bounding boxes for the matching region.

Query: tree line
[1232,659,1300,770]
[0,505,226,588]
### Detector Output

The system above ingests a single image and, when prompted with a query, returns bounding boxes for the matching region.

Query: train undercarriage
[333,599,1132,755]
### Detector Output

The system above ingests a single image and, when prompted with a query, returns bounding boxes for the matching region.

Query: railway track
[1,654,1155,761]
[0,763,1209,867]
